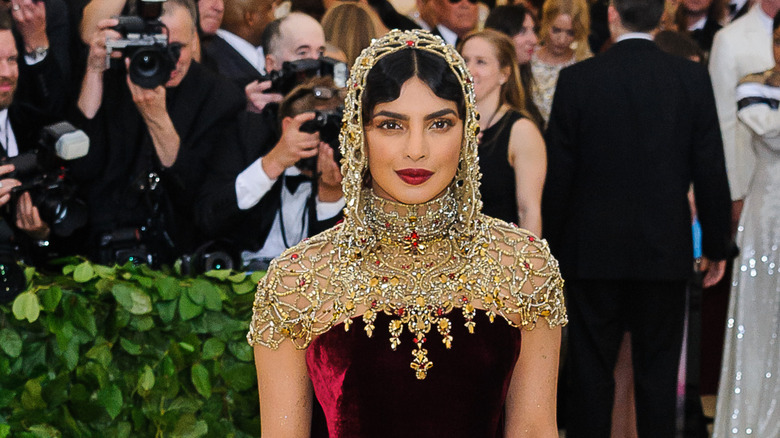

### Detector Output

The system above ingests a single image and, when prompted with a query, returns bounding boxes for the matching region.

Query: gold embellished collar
[363,188,459,248]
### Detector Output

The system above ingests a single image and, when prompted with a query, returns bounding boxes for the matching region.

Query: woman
[713,14,780,438]
[248,29,566,437]
[459,29,546,236]
[531,0,592,125]
[321,1,388,67]
[484,5,545,128]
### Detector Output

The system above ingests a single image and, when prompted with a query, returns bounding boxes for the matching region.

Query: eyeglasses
[447,0,478,4]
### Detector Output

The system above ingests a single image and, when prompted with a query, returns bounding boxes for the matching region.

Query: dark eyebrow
[372,108,456,121]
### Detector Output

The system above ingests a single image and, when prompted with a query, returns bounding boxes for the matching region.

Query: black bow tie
[284,174,310,193]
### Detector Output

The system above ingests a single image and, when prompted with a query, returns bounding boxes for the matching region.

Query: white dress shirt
[0,109,19,158]
[236,157,345,264]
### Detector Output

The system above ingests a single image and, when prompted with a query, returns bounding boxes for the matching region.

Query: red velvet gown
[307,311,523,437]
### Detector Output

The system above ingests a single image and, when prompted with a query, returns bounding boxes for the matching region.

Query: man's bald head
[263,12,325,72]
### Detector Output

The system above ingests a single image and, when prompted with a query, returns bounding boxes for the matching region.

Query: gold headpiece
[337,29,482,235]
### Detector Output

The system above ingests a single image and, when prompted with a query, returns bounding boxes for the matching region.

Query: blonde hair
[322,2,388,67]
[539,0,592,61]
[459,29,528,115]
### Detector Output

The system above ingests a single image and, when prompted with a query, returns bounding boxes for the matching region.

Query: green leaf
[21,378,46,410]
[0,328,22,358]
[231,281,255,295]
[23,266,35,284]
[201,338,225,360]
[12,292,40,323]
[250,271,266,283]
[178,293,203,321]
[222,362,256,392]
[156,276,180,300]
[119,338,142,356]
[112,283,152,315]
[187,282,206,305]
[40,286,62,312]
[138,365,155,391]
[178,342,195,353]
[27,424,61,438]
[201,285,222,311]
[94,264,116,279]
[191,363,211,399]
[172,413,208,438]
[72,306,97,337]
[228,342,253,362]
[156,300,177,324]
[73,261,96,283]
[226,272,246,283]
[0,424,9,438]
[85,342,112,368]
[203,270,231,281]
[167,396,202,414]
[97,383,122,420]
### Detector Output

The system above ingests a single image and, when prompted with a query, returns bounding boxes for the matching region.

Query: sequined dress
[714,73,780,438]
[248,189,567,437]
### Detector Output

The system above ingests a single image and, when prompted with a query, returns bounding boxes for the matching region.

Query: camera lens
[128,47,173,89]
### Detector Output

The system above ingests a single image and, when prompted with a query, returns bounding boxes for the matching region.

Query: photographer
[71,0,244,266]
[197,76,344,271]
[244,12,326,114]
[0,10,69,263]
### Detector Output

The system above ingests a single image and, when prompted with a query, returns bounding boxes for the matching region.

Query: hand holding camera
[9,0,47,55]
[262,112,321,179]
[245,80,283,114]
[86,18,122,73]
[0,164,21,207]
[316,142,342,202]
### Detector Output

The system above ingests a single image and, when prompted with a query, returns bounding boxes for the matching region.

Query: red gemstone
[529,236,535,242]
[413,337,419,343]
[291,254,299,260]
[466,77,472,83]
[397,307,405,316]
[382,276,388,282]
[361,238,367,244]
[448,273,455,279]
[406,40,414,46]
[374,260,381,266]
[299,279,305,286]
[437,308,444,316]
[412,241,419,247]
[423,337,427,343]
[524,263,530,269]
[411,231,418,239]
[385,222,391,228]
[371,300,378,308]
[461,296,468,303]
[427,305,432,310]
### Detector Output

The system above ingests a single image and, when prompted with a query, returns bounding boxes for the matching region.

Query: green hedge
[0,258,263,437]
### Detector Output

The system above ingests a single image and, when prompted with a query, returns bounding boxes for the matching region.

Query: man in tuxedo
[202,0,274,89]
[196,77,344,271]
[542,0,732,435]
[431,0,477,46]
[72,0,244,266]
[0,8,66,255]
[709,0,779,229]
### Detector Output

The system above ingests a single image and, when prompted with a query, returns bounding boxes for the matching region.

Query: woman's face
[462,37,508,102]
[774,27,780,66]
[513,13,538,64]
[364,77,463,205]
[545,13,575,56]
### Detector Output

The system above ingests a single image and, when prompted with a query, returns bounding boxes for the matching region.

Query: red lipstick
[396,169,434,185]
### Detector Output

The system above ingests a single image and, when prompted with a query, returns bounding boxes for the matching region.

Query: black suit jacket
[542,39,731,281]
[69,62,245,259]
[196,110,341,253]
[202,35,263,90]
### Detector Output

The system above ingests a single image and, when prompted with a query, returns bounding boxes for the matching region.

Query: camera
[261,57,348,96]
[98,227,155,266]
[297,107,344,172]
[180,240,237,276]
[105,0,180,89]
[3,122,90,238]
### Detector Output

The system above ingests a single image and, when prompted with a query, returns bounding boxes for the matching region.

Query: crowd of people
[0,0,777,435]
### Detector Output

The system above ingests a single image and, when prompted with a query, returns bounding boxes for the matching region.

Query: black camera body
[3,122,89,238]
[262,57,348,96]
[179,240,237,276]
[98,227,155,266]
[297,107,344,172]
[106,1,179,89]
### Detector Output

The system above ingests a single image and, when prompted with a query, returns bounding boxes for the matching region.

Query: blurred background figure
[321,1,388,67]
[460,29,546,236]
[484,4,544,128]
[431,0,479,46]
[531,0,592,125]
[674,0,726,56]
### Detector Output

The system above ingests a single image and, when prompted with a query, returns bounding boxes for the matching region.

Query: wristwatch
[26,45,49,59]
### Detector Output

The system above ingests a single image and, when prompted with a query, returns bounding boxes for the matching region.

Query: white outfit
[709,5,775,200]
[713,79,780,438]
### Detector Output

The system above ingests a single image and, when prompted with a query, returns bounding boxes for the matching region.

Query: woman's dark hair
[361,49,466,122]
[774,11,780,31]
[484,5,533,37]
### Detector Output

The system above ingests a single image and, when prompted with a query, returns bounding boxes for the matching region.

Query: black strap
[737,96,780,111]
